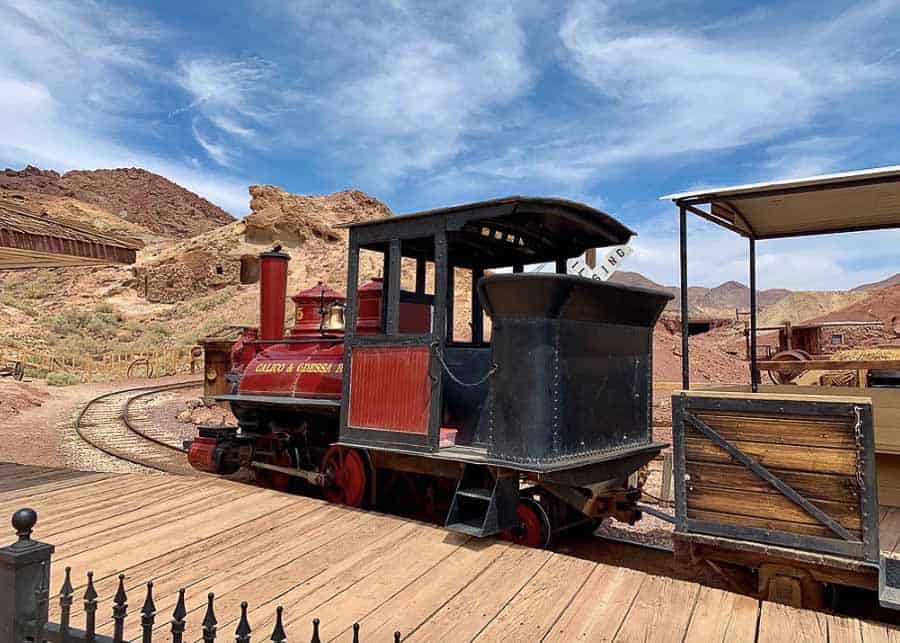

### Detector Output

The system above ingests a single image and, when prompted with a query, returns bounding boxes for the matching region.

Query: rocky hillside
[0,166,233,238]
[0,185,399,356]
[853,273,900,291]
[810,283,900,327]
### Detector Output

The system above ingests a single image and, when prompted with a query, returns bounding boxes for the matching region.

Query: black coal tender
[479,273,671,468]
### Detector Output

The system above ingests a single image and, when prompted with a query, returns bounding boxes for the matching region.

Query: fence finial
[59,566,74,639]
[171,588,187,643]
[352,622,360,643]
[202,592,217,643]
[112,574,128,643]
[11,507,37,548]
[84,571,98,641]
[235,601,252,643]
[310,617,321,643]
[394,631,402,643]
[269,605,286,643]
[141,581,156,643]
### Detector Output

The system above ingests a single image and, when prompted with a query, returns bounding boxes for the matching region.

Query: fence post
[0,508,54,641]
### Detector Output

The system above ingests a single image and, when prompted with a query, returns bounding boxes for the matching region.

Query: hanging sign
[566,245,633,281]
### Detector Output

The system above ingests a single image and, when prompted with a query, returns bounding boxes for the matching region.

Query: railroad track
[74,380,202,475]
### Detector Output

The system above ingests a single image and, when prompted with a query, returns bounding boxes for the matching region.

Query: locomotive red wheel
[322,446,368,507]
[502,498,552,549]
[256,451,293,492]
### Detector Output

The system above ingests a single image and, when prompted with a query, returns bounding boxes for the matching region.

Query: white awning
[661,165,900,238]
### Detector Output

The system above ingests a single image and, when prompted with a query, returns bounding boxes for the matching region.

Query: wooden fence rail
[1,509,403,642]
[0,347,202,383]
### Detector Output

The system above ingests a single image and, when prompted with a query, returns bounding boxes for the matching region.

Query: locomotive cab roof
[339,196,633,269]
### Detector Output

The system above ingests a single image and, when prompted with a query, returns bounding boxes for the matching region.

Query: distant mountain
[608,270,673,293]
[610,272,793,316]
[853,273,900,291]
[0,166,234,238]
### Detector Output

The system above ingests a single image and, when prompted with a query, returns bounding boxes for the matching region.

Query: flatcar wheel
[768,350,809,385]
[322,446,368,507]
[502,498,552,549]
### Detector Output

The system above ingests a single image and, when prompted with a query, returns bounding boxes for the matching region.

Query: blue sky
[2,0,900,290]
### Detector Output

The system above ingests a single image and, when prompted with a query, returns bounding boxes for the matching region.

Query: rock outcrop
[1,166,234,238]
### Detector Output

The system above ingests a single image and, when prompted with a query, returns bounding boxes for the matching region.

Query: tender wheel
[502,498,552,549]
[322,446,368,507]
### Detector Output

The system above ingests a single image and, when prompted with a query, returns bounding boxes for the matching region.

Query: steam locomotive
[188,197,672,547]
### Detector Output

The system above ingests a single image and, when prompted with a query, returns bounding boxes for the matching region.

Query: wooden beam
[758,359,900,372]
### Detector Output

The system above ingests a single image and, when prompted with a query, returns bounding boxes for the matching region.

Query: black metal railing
[2,508,403,642]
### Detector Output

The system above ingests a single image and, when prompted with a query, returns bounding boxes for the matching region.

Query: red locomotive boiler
[188,197,672,547]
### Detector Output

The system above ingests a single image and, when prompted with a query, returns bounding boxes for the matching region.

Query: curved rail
[74,380,202,474]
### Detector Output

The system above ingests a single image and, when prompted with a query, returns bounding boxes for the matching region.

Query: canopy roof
[0,201,138,269]
[661,165,900,239]
[341,196,633,269]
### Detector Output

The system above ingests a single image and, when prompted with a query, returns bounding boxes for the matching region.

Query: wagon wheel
[13,361,24,381]
[127,357,153,379]
[501,497,552,549]
[767,350,810,385]
[321,446,368,507]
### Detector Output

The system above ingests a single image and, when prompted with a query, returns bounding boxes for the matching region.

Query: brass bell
[321,302,346,332]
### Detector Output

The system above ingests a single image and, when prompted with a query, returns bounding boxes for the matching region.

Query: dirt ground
[0,374,198,470]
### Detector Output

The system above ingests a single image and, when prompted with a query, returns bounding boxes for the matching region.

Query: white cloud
[273,0,535,181]
[624,208,900,291]
[761,136,856,181]
[0,0,253,215]
[461,0,899,189]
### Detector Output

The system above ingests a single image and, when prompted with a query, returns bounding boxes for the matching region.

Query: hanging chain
[431,342,498,388]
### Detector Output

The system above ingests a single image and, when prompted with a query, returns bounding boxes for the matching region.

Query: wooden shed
[0,200,138,268]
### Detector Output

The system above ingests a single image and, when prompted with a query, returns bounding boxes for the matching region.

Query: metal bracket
[683,411,856,542]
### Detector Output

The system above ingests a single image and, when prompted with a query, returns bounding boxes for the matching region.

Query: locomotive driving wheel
[502,497,552,549]
[322,446,368,507]
[256,450,294,493]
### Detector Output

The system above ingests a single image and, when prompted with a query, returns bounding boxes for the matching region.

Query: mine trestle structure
[1,509,404,643]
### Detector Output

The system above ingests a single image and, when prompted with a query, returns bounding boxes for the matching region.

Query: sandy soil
[0,374,197,470]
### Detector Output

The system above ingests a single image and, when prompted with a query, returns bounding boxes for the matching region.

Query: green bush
[46,371,81,386]
[43,304,125,354]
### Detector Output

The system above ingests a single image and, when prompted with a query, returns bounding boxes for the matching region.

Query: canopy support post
[749,236,759,392]
[679,205,690,390]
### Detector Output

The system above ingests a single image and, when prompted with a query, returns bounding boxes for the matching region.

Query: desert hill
[1,165,897,385]
[853,273,900,292]
[0,181,482,357]
[611,272,792,317]
[809,283,900,328]
[1,166,233,238]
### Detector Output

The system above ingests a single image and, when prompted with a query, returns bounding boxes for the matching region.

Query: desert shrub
[44,304,125,354]
[22,279,52,300]
[46,371,81,386]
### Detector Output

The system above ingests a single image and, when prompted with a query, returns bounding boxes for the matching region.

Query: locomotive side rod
[250,460,325,485]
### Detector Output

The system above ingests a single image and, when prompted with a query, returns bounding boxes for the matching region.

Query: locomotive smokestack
[258,246,290,341]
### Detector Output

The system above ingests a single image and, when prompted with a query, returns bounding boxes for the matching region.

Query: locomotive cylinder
[259,249,291,341]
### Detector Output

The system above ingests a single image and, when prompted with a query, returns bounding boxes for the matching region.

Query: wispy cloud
[0,0,254,214]
[268,0,535,183]
[624,206,900,291]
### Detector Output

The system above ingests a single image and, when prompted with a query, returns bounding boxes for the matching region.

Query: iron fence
[1,508,402,642]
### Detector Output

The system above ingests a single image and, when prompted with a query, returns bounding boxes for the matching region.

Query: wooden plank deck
[3,462,900,642]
